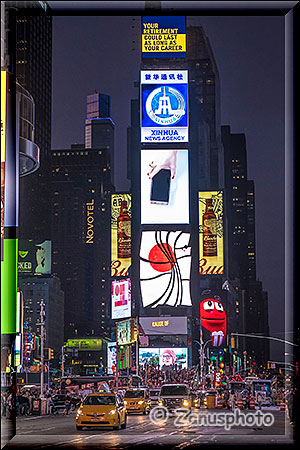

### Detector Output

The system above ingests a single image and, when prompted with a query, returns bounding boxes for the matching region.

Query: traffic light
[48,348,54,360]
[230,337,235,349]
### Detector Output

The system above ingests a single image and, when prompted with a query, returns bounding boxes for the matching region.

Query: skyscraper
[222,125,270,363]
[9,0,53,239]
[85,92,115,184]
[50,143,114,341]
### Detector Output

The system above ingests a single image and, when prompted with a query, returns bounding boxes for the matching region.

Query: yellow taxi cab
[123,388,151,415]
[76,392,127,430]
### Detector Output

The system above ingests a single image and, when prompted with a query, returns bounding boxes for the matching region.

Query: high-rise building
[222,125,269,363]
[7,1,53,240]
[85,92,115,184]
[127,19,269,367]
[18,275,64,355]
[50,143,114,341]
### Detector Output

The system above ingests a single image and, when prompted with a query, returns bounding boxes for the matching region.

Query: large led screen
[107,341,117,374]
[18,240,51,275]
[140,230,191,308]
[111,278,131,320]
[142,16,186,58]
[111,193,131,277]
[141,149,189,224]
[139,347,188,369]
[140,70,188,143]
[199,191,224,275]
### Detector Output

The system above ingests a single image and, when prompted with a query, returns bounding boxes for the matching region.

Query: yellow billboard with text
[111,193,131,277]
[199,191,224,275]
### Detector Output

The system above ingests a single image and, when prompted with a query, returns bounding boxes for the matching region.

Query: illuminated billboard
[199,191,224,275]
[111,278,131,320]
[18,240,51,275]
[111,193,131,277]
[139,347,188,369]
[142,16,186,58]
[141,149,189,224]
[65,338,103,351]
[140,230,191,308]
[139,316,187,335]
[116,318,137,346]
[107,341,117,374]
[140,70,188,143]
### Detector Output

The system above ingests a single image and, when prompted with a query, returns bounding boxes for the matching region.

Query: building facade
[50,144,114,343]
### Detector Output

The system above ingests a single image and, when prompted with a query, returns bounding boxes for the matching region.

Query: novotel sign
[139,316,187,335]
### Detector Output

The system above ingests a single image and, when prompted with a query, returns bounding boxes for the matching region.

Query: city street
[1,407,295,449]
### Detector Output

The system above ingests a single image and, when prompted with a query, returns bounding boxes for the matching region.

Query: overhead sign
[111,278,131,320]
[139,316,188,335]
[142,16,186,58]
[140,70,188,143]
[65,338,103,351]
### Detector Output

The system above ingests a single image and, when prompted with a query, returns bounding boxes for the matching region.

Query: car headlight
[158,399,163,406]
[182,399,190,407]
[124,400,128,405]
[76,409,84,417]
[138,400,144,405]
[108,409,116,415]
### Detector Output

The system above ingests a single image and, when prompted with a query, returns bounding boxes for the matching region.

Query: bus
[246,378,272,405]
[59,376,110,395]
[59,375,142,395]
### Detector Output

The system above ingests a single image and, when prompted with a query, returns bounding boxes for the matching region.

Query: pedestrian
[63,393,72,415]
[229,390,236,411]
[256,392,263,410]
[286,389,294,424]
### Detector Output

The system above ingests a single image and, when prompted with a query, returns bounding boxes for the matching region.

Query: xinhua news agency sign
[142,16,186,58]
[140,70,188,143]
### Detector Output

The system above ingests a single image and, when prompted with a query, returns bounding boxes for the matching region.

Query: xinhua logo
[146,86,186,126]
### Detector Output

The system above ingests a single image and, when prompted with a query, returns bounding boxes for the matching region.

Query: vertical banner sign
[1,71,7,261]
[140,70,188,143]
[142,16,186,58]
[199,191,224,275]
[1,71,18,334]
[111,193,131,277]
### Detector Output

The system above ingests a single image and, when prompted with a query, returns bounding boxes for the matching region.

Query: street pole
[61,345,65,378]
[136,338,139,377]
[40,300,45,397]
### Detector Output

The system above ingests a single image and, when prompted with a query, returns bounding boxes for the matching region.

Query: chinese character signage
[111,193,131,277]
[140,70,188,143]
[142,16,186,58]
[139,230,191,308]
[199,191,224,275]
[111,278,131,320]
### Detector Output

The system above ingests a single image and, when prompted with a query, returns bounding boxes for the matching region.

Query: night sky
[48,2,289,361]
